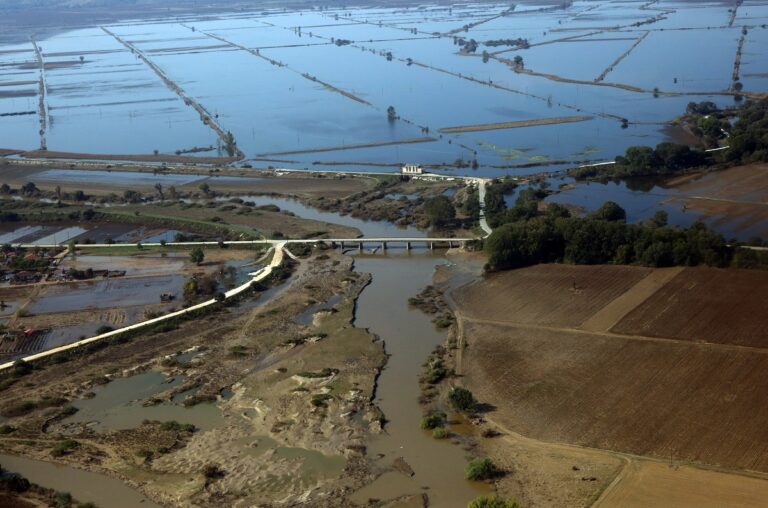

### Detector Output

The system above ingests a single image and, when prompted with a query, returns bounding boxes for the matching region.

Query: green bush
[50,439,80,457]
[465,458,497,481]
[420,411,446,430]
[432,427,449,439]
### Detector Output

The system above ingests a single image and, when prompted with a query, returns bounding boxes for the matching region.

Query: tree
[190,247,205,265]
[462,188,480,219]
[224,131,236,157]
[465,458,497,481]
[424,195,456,227]
[214,292,226,303]
[449,386,477,413]
[20,182,39,196]
[590,201,626,222]
[199,182,210,195]
[154,182,164,201]
[513,55,524,68]
[387,106,397,121]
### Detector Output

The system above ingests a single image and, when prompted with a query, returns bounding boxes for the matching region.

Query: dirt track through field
[580,266,684,332]
[438,116,592,133]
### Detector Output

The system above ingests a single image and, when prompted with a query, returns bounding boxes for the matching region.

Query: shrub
[468,495,521,508]
[420,411,446,430]
[465,458,497,481]
[50,439,79,457]
[432,427,449,439]
[449,387,477,413]
[159,421,195,433]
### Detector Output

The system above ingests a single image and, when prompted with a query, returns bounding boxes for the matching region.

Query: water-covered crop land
[0,0,764,176]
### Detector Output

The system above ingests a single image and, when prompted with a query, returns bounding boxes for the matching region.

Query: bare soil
[455,264,768,483]
[456,264,652,328]
[612,267,768,347]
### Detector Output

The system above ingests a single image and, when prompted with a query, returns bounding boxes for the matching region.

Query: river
[351,251,491,507]
[0,453,161,507]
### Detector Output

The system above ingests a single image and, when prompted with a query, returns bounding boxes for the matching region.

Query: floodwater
[0,453,161,508]
[351,252,491,507]
[221,194,425,237]
[27,274,186,313]
[64,370,224,431]
[0,2,749,176]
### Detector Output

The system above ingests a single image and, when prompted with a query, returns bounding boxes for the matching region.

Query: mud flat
[665,164,768,238]
[453,263,768,505]
[438,116,593,134]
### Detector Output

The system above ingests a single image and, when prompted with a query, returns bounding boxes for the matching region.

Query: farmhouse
[401,163,423,175]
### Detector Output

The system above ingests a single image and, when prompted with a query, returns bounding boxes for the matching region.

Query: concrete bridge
[15,237,477,251]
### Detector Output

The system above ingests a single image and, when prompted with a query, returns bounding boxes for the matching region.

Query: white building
[401,163,423,175]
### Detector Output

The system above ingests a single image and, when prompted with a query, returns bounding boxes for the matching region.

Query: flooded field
[0,1,753,176]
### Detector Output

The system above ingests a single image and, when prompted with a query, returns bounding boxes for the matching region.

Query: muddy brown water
[351,252,491,507]
[0,453,161,507]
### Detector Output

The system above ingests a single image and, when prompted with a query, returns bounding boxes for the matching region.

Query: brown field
[456,262,768,500]
[612,267,768,347]
[437,115,592,133]
[463,321,768,472]
[456,264,652,327]
[595,461,768,508]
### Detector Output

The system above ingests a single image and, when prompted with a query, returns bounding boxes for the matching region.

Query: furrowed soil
[612,267,768,347]
[457,264,652,327]
[454,263,768,506]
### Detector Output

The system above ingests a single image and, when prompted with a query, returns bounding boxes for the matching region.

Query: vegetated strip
[184,25,372,106]
[18,149,240,165]
[255,136,437,157]
[729,0,743,27]
[595,31,649,83]
[100,26,243,159]
[0,80,38,87]
[443,5,515,35]
[490,30,604,55]
[30,37,47,150]
[0,244,284,372]
[732,28,746,84]
[0,111,35,117]
[49,97,177,111]
[438,116,593,133]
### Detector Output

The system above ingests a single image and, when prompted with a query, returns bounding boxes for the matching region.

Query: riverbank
[0,249,389,506]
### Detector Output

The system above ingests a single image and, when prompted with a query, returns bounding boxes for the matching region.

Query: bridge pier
[340,241,344,250]
[430,242,434,250]
[406,241,411,251]
[382,241,387,250]
[358,242,363,251]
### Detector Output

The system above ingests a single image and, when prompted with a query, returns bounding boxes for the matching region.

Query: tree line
[570,98,768,181]
[483,187,767,272]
